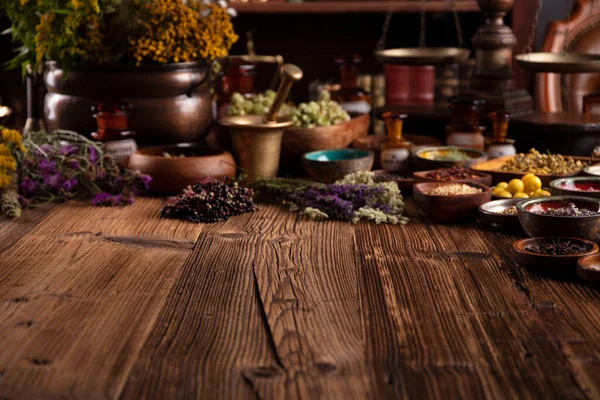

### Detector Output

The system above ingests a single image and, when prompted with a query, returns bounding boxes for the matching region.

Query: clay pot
[128,145,236,194]
[44,61,220,146]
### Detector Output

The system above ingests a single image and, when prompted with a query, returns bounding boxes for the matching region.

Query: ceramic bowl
[352,133,442,169]
[550,177,600,199]
[582,163,600,178]
[282,114,370,157]
[302,149,374,183]
[516,196,600,242]
[478,198,522,229]
[413,182,492,223]
[414,146,488,171]
[128,144,236,194]
[413,168,492,186]
[577,254,600,285]
[512,237,598,274]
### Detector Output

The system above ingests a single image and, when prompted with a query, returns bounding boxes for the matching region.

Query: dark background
[0,2,573,118]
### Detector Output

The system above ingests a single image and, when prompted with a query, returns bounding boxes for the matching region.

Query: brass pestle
[219,64,303,178]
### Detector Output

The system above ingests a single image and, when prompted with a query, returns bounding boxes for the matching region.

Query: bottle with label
[381,112,411,173]
[91,101,137,165]
[331,54,372,115]
[486,111,516,159]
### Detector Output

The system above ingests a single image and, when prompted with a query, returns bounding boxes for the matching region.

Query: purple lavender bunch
[17,130,151,207]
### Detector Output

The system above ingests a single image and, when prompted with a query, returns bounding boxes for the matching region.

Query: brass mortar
[219,64,303,178]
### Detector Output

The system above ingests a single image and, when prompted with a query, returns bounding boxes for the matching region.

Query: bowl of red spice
[512,237,599,273]
[413,182,492,223]
[549,177,600,199]
[517,196,600,243]
[413,166,492,186]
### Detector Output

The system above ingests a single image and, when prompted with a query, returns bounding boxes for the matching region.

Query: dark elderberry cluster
[161,178,257,223]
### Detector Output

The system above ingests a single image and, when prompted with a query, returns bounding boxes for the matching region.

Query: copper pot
[44,61,220,146]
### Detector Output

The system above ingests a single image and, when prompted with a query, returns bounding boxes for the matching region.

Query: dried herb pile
[533,202,600,217]
[161,178,256,223]
[248,171,409,225]
[525,240,591,256]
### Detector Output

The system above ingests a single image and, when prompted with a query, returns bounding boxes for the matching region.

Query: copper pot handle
[187,57,228,96]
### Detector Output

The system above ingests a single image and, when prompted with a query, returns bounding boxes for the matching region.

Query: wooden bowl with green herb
[414,146,488,171]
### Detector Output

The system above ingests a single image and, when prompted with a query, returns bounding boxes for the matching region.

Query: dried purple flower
[89,147,99,164]
[92,192,114,207]
[38,159,57,174]
[59,144,79,156]
[62,178,78,192]
[43,173,63,193]
[140,174,152,190]
[19,177,38,195]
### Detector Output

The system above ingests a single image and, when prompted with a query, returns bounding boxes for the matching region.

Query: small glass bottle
[446,93,486,150]
[381,112,411,173]
[331,54,372,114]
[91,101,137,165]
[486,111,516,159]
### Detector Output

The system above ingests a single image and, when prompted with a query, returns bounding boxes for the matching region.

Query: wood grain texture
[0,203,55,254]
[3,199,600,399]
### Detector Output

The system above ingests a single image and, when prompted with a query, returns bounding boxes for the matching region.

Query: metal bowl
[550,177,600,199]
[478,198,522,229]
[414,146,488,171]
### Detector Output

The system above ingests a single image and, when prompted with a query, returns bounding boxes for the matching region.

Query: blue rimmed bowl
[302,149,374,183]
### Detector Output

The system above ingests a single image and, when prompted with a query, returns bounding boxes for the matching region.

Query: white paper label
[381,148,410,172]
[103,139,137,165]
[340,101,372,114]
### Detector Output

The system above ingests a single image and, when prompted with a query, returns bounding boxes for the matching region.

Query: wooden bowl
[413,168,492,186]
[282,113,370,157]
[577,254,600,285]
[372,170,415,192]
[414,146,488,171]
[128,145,236,194]
[550,177,600,199]
[512,237,598,275]
[413,182,492,223]
[516,196,600,242]
[478,198,522,230]
[302,149,374,184]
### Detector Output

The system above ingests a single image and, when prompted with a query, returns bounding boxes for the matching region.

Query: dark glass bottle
[486,111,516,158]
[91,101,137,165]
[331,54,372,114]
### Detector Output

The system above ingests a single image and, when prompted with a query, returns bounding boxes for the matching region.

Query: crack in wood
[251,260,286,373]
[102,236,194,251]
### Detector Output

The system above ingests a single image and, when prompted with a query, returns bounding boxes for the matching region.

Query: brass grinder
[219,64,303,177]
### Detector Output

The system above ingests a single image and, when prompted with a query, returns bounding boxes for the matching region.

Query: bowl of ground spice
[414,166,492,186]
[577,254,600,285]
[413,182,491,223]
[517,196,600,242]
[478,198,522,229]
[513,237,598,274]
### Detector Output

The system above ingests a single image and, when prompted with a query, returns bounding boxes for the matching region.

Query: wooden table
[1,198,600,399]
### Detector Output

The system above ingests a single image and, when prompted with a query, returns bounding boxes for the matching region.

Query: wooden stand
[469,0,533,116]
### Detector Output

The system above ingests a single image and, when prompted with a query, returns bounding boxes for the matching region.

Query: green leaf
[52,8,71,15]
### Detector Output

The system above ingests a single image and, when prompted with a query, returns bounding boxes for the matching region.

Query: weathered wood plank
[355,202,591,399]
[0,203,56,254]
[0,230,189,400]
[121,206,371,399]
[27,198,203,243]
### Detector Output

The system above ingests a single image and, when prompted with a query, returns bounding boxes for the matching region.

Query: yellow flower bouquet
[1,0,238,71]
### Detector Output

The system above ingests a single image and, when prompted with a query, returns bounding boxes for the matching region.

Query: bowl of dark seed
[577,254,600,285]
[517,196,600,242]
[478,198,522,229]
[512,237,599,273]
